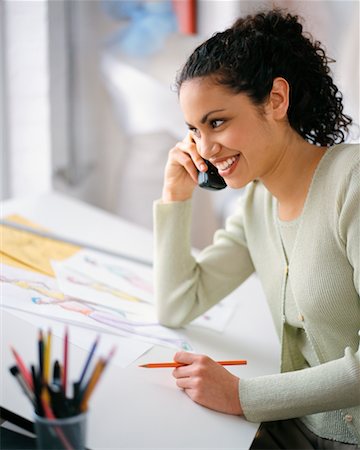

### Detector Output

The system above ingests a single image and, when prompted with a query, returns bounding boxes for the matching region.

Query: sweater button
[344,414,353,422]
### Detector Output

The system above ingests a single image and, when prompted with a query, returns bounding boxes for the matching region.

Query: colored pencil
[31,364,44,417]
[78,335,99,388]
[139,359,248,368]
[80,346,116,412]
[62,327,68,395]
[38,329,44,379]
[44,329,52,385]
[10,327,114,421]
[42,329,52,404]
[10,347,34,390]
[79,358,104,412]
[40,389,74,450]
[104,345,117,365]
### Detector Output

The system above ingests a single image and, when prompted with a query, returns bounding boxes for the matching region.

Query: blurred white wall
[1,0,358,248]
[2,0,51,198]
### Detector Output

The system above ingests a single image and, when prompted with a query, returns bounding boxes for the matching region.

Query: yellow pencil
[44,328,52,384]
[42,328,52,404]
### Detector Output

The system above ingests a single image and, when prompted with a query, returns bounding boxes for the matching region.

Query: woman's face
[179,77,281,189]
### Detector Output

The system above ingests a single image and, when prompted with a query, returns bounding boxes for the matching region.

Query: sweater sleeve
[153,196,255,328]
[240,344,360,422]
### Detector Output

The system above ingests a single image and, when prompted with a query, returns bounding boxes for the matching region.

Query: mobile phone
[198,159,227,190]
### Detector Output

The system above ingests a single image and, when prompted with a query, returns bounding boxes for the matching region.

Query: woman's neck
[261,133,328,221]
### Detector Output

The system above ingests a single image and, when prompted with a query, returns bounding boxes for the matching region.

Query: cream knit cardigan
[154,144,360,444]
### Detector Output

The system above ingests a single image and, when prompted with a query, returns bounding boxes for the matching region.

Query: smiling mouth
[213,155,239,172]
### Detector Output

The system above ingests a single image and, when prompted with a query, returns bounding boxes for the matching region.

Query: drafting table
[0,191,280,450]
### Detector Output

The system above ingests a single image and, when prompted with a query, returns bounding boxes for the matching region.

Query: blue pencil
[78,335,100,388]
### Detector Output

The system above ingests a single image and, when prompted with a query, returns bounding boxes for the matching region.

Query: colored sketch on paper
[52,262,155,319]
[0,264,192,350]
[56,250,237,333]
[60,249,154,303]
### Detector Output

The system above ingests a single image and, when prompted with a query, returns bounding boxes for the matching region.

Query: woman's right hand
[162,133,207,203]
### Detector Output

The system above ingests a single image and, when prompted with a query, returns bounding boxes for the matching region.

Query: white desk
[1,191,280,449]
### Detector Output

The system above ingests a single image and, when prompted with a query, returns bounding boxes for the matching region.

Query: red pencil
[10,347,33,390]
[62,327,69,395]
[41,390,73,450]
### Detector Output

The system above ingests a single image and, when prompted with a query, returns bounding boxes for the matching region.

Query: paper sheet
[59,249,154,303]
[1,251,39,272]
[52,261,155,319]
[1,212,236,335]
[1,215,80,276]
[56,249,237,333]
[1,264,192,351]
[190,297,237,332]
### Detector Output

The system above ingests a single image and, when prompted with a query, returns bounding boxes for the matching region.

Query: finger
[183,134,208,172]
[175,377,192,389]
[173,151,199,183]
[175,141,196,155]
[176,142,207,173]
[179,131,195,145]
[173,351,199,365]
[183,132,194,143]
[172,364,194,378]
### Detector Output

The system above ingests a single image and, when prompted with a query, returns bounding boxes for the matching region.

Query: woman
[153,9,359,449]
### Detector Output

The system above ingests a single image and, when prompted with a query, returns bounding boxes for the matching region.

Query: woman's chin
[225,177,251,190]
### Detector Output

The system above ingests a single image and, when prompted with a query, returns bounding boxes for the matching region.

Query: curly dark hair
[176,10,352,147]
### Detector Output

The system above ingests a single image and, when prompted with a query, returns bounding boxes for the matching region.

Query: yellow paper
[0,214,80,276]
[0,251,40,273]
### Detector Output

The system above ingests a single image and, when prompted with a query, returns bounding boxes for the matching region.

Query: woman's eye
[190,128,200,138]
[210,120,224,129]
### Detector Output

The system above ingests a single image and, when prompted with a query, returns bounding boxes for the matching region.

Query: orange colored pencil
[79,358,105,412]
[139,360,247,368]
[80,346,117,412]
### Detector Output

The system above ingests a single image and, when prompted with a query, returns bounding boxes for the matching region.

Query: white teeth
[215,156,236,171]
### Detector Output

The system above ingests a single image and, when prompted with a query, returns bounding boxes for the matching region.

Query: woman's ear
[268,77,290,120]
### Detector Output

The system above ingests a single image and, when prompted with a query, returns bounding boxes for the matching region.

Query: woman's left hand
[172,351,243,415]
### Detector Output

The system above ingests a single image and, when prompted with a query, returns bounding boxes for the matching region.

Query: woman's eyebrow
[200,109,226,124]
[185,109,226,128]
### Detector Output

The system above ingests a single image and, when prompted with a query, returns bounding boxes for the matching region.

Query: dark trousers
[250,418,358,450]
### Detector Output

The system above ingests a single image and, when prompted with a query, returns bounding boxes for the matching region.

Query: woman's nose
[198,138,220,159]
